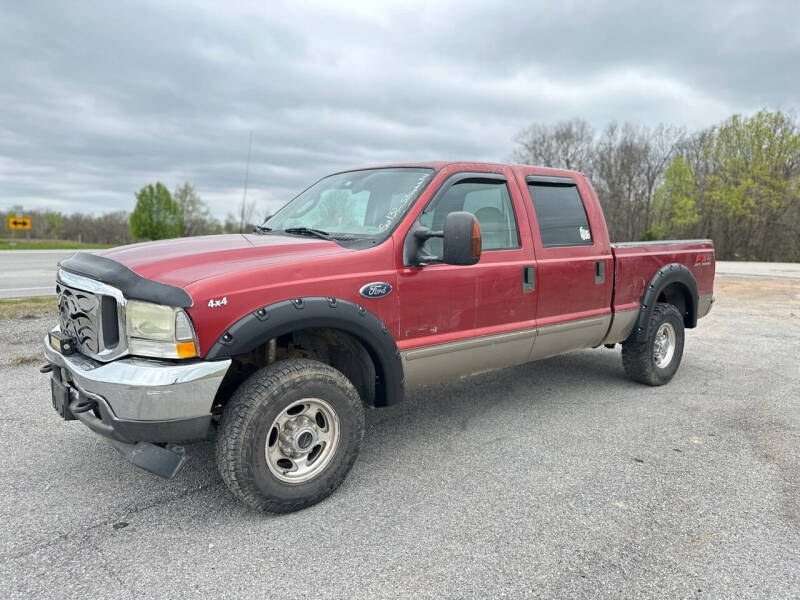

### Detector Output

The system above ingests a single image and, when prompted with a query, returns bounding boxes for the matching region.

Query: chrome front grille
[55,269,127,361]
[57,283,102,354]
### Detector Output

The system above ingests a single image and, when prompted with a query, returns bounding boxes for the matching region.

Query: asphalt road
[2,248,799,299]
[1,271,799,599]
[0,250,84,299]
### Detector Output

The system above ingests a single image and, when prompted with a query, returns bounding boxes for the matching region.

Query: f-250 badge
[359,282,392,299]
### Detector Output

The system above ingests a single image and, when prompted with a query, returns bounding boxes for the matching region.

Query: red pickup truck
[44,162,715,512]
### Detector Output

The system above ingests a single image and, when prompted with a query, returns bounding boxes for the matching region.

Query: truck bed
[611,239,715,315]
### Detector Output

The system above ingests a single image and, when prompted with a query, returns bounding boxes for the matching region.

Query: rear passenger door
[521,175,614,359]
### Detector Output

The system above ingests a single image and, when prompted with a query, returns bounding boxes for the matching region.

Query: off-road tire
[215,358,364,513]
[622,302,685,386]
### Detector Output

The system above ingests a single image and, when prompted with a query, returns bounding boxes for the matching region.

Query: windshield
[263,167,433,239]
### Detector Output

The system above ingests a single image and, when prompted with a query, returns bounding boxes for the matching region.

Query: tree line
[512,109,800,261]
[0,183,263,246]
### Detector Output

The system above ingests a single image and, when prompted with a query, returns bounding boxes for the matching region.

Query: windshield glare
[264,168,433,237]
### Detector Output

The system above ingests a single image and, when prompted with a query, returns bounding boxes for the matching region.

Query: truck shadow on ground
[366,348,631,444]
[178,348,627,480]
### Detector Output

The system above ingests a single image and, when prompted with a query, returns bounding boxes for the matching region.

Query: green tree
[38,211,64,239]
[130,183,182,240]
[223,212,240,233]
[705,111,800,260]
[672,110,800,260]
[648,156,699,239]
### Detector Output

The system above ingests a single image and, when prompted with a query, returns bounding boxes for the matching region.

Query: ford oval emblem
[359,282,392,299]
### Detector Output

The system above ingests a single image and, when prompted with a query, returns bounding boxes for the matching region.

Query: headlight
[126,300,198,359]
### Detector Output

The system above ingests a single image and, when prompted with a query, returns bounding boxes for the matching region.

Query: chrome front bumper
[43,333,230,422]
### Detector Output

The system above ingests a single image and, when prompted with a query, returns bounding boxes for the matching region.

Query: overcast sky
[2,0,798,219]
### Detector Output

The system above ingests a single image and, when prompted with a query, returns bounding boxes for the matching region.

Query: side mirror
[403,211,482,266]
[442,211,482,265]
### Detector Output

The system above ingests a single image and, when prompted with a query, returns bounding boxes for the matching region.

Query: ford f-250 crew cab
[43,162,715,512]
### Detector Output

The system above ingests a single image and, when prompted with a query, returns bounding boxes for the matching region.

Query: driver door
[395,170,537,388]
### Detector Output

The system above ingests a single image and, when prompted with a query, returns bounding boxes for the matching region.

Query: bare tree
[511,118,595,173]
[94,211,133,245]
[174,182,219,236]
[224,205,258,233]
[239,131,254,233]
[241,200,258,231]
[641,124,685,232]
[590,122,682,241]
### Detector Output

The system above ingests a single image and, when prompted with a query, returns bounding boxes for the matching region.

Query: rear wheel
[216,358,364,513]
[622,302,685,386]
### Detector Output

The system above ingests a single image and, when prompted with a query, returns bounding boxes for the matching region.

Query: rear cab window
[527,179,593,247]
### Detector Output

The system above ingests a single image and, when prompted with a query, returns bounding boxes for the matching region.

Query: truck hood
[99,233,350,288]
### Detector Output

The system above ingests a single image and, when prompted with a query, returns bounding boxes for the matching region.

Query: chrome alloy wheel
[652,322,677,368]
[265,398,340,483]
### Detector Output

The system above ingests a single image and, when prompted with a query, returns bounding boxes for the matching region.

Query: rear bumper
[43,333,230,444]
[698,293,715,319]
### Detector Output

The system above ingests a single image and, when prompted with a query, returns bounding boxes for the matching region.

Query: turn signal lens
[176,341,197,358]
[470,220,482,258]
[128,338,198,359]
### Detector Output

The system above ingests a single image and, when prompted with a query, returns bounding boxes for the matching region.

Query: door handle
[523,266,535,292]
[595,260,605,284]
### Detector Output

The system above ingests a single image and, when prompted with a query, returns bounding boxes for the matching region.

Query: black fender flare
[630,263,698,342]
[205,297,404,407]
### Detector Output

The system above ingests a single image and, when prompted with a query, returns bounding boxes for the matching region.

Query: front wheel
[216,358,365,513]
[621,302,685,386]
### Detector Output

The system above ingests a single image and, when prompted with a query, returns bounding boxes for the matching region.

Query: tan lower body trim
[402,314,617,389]
[601,308,639,345]
[402,328,536,389]
[530,314,611,360]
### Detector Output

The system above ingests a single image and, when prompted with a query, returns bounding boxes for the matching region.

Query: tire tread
[215,358,364,513]
[621,302,684,386]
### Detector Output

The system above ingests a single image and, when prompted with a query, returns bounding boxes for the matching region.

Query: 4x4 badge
[359,282,392,299]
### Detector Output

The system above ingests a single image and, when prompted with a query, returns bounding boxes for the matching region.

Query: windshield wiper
[253,225,272,234]
[281,227,356,242]
[282,227,339,240]
[277,227,361,242]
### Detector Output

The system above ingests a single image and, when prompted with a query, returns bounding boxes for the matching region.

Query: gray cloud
[1,0,798,219]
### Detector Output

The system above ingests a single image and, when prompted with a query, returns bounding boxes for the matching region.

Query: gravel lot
[1,272,798,599]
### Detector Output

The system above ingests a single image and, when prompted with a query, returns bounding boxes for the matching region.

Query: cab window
[418,179,520,258]
[527,182,593,247]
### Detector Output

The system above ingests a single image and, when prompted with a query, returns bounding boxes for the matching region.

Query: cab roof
[332,161,584,178]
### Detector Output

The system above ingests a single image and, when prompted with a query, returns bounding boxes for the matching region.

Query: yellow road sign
[8,216,31,230]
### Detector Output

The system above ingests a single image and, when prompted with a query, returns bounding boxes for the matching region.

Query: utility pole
[239,131,253,233]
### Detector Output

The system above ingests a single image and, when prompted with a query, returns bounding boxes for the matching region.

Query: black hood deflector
[59,253,193,307]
